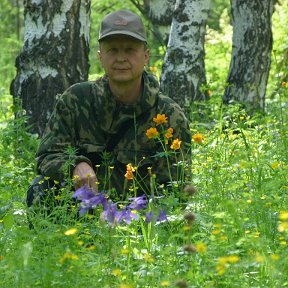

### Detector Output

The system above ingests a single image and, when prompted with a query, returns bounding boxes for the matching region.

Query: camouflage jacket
[36,71,191,197]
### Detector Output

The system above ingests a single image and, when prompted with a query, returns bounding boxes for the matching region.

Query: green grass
[1,2,288,287]
[0,90,287,287]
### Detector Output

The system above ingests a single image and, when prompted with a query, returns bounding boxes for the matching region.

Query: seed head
[184,212,196,225]
[183,244,196,253]
[184,184,197,196]
[175,279,189,288]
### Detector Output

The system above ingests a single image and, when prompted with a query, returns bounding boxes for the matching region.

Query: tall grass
[0,2,287,288]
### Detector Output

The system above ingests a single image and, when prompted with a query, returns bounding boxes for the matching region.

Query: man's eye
[108,48,117,53]
[126,48,136,53]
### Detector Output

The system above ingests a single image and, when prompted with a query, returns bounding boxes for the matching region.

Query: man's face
[98,35,149,84]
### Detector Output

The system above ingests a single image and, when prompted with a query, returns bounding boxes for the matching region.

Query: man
[27,9,191,206]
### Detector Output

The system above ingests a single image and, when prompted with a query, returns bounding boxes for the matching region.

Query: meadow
[0,4,287,288]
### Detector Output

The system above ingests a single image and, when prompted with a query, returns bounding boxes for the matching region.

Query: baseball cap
[98,10,147,42]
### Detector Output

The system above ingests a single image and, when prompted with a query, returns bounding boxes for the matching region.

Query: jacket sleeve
[36,87,92,181]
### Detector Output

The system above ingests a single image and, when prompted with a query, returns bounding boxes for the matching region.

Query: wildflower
[282,81,286,87]
[165,127,173,140]
[145,210,168,223]
[149,66,158,72]
[125,163,135,180]
[170,138,182,150]
[145,211,154,223]
[270,254,280,261]
[279,211,288,221]
[72,184,95,201]
[73,185,108,215]
[64,228,78,236]
[156,210,168,222]
[60,251,79,264]
[100,201,119,225]
[112,268,122,276]
[192,133,204,144]
[144,252,154,263]
[271,161,282,169]
[118,208,139,224]
[207,89,212,96]
[218,255,239,265]
[255,254,265,263]
[128,195,147,210]
[195,242,207,253]
[278,222,288,232]
[216,264,226,275]
[146,127,159,139]
[121,248,129,255]
[153,113,168,125]
[160,280,170,287]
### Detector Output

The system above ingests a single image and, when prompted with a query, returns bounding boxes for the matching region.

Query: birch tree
[223,0,274,109]
[130,0,175,45]
[10,0,91,136]
[160,0,211,107]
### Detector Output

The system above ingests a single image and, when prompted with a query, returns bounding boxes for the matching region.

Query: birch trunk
[11,0,90,136]
[131,0,175,45]
[160,0,211,107]
[223,0,274,109]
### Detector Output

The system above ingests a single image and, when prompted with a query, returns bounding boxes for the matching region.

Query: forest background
[0,0,287,287]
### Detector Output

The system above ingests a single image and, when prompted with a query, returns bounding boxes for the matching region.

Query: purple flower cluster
[72,185,168,225]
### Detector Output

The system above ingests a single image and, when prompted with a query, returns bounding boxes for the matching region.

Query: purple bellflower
[128,195,147,210]
[73,185,108,216]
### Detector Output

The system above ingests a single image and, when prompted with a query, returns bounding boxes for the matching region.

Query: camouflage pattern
[36,71,191,197]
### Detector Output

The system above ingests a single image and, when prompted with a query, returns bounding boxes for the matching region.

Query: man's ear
[144,49,150,66]
[98,50,102,64]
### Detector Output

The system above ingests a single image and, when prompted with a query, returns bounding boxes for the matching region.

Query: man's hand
[72,162,98,192]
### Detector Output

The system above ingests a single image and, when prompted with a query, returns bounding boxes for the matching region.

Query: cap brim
[99,31,146,42]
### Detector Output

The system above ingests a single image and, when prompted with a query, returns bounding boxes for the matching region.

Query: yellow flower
[227,255,240,263]
[149,66,158,72]
[143,253,154,263]
[153,114,168,125]
[279,211,288,221]
[195,242,207,253]
[125,163,135,180]
[270,254,280,261]
[255,254,265,263]
[64,228,78,236]
[212,229,221,235]
[216,264,226,275]
[170,138,182,150]
[282,81,286,87]
[192,133,204,144]
[160,280,170,287]
[165,127,173,139]
[60,251,79,264]
[278,222,288,232]
[271,161,281,169]
[121,248,129,255]
[112,269,122,276]
[146,127,159,139]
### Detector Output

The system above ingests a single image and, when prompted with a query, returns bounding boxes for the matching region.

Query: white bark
[160,0,211,106]
[11,0,91,135]
[223,0,274,109]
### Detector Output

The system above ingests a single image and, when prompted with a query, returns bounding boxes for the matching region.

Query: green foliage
[0,1,288,287]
